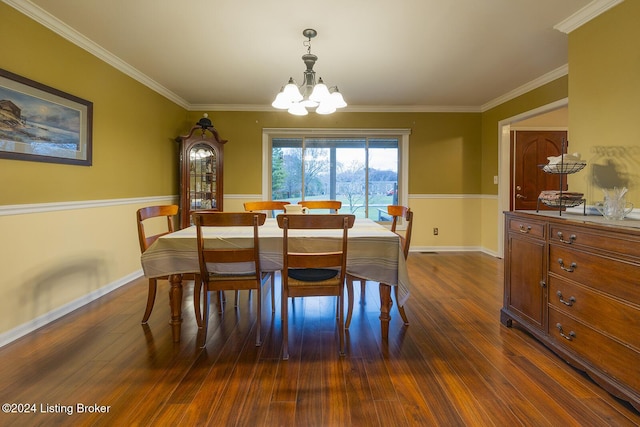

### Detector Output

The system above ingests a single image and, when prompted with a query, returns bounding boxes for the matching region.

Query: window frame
[262,128,410,218]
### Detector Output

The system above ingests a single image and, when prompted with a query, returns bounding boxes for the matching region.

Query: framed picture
[0,68,93,166]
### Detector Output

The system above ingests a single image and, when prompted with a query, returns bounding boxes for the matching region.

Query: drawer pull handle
[557,232,576,244]
[556,290,576,306]
[556,323,576,341]
[558,258,577,272]
[519,224,531,233]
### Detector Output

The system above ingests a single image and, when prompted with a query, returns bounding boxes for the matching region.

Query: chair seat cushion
[288,268,338,282]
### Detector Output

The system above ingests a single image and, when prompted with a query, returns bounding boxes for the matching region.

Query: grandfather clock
[176,114,226,228]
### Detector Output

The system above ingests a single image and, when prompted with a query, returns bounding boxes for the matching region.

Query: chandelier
[272,29,347,116]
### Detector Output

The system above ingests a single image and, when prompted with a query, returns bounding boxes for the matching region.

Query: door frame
[496,98,568,258]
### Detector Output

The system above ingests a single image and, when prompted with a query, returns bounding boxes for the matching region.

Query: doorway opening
[496,98,568,257]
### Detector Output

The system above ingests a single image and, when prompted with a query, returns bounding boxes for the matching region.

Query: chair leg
[217,291,224,313]
[255,286,262,347]
[338,290,345,357]
[395,286,409,325]
[235,290,240,307]
[200,287,210,348]
[282,288,289,360]
[141,278,157,324]
[270,273,276,313]
[194,275,203,328]
[345,276,354,328]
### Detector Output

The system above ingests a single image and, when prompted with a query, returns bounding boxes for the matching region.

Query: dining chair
[298,200,342,214]
[193,211,272,347]
[277,213,355,360]
[136,204,179,324]
[243,200,291,217]
[243,201,291,312]
[345,205,412,328]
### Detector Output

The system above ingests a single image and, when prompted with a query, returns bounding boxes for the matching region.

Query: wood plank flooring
[0,252,638,426]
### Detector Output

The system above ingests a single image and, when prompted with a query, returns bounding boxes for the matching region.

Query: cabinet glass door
[189,144,217,211]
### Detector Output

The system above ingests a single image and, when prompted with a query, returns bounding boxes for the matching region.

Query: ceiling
[11,0,606,112]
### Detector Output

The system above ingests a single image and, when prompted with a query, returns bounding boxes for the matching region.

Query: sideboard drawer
[549,307,640,392]
[550,223,640,259]
[548,276,640,348]
[549,245,640,306]
[508,217,545,239]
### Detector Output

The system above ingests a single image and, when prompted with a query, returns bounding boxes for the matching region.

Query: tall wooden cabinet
[502,211,640,411]
[176,116,226,229]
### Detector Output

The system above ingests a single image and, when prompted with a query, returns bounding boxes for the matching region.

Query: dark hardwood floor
[0,252,638,426]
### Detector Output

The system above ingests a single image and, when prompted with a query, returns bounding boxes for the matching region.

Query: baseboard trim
[410,246,500,258]
[0,270,143,348]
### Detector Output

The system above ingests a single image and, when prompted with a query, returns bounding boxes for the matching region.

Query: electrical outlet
[493,175,498,184]
[433,227,438,235]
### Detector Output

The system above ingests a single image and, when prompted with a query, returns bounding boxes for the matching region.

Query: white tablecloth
[141,218,410,305]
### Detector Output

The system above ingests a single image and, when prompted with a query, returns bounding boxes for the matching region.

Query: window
[263,129,410,219]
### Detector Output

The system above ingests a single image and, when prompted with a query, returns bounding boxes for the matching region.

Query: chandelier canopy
[272,29,347,116]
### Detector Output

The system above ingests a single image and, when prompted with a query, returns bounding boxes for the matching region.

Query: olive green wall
[0,3,185,339]
[186,111,482,196]
[0,3,186,205]
[567,0,640,206]
[480,76,569,194]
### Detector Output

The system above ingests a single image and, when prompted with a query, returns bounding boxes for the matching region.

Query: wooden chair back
[298,200,342,214]
[278,214,355,276]
[193,211,266,278]
[387,205,413,259]
[243,201,291,217]
[136,205,179,253]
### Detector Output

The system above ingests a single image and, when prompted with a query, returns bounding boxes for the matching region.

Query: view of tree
[337,160,366,213]
[276,147,302,199]
[303,148,329,196]
[271,147,286,198]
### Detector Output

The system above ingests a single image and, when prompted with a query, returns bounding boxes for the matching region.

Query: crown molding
[554,0,624,34]
[189,104,482,113]
[480,65,568,112]
[3,0,190,109]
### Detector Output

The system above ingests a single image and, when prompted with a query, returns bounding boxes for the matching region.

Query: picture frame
[0,68,93,166]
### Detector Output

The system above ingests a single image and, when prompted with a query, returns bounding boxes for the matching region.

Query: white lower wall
[0,196,175,346]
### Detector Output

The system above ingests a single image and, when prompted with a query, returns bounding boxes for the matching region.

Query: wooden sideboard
[501,211,640,411]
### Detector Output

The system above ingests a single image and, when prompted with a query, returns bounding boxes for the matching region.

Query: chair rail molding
[0,196,177,216]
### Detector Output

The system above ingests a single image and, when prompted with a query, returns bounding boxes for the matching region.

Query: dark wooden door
[512,130,567,210]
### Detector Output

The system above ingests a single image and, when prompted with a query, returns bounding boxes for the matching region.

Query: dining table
[140,217,411,342]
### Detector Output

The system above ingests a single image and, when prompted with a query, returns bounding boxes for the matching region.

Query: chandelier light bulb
[272,87,291,109]
[309,78,331,103]
[316,101,337,115]
[330,88,347,108]
[288,102,308,116]
[282,78,303,102]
